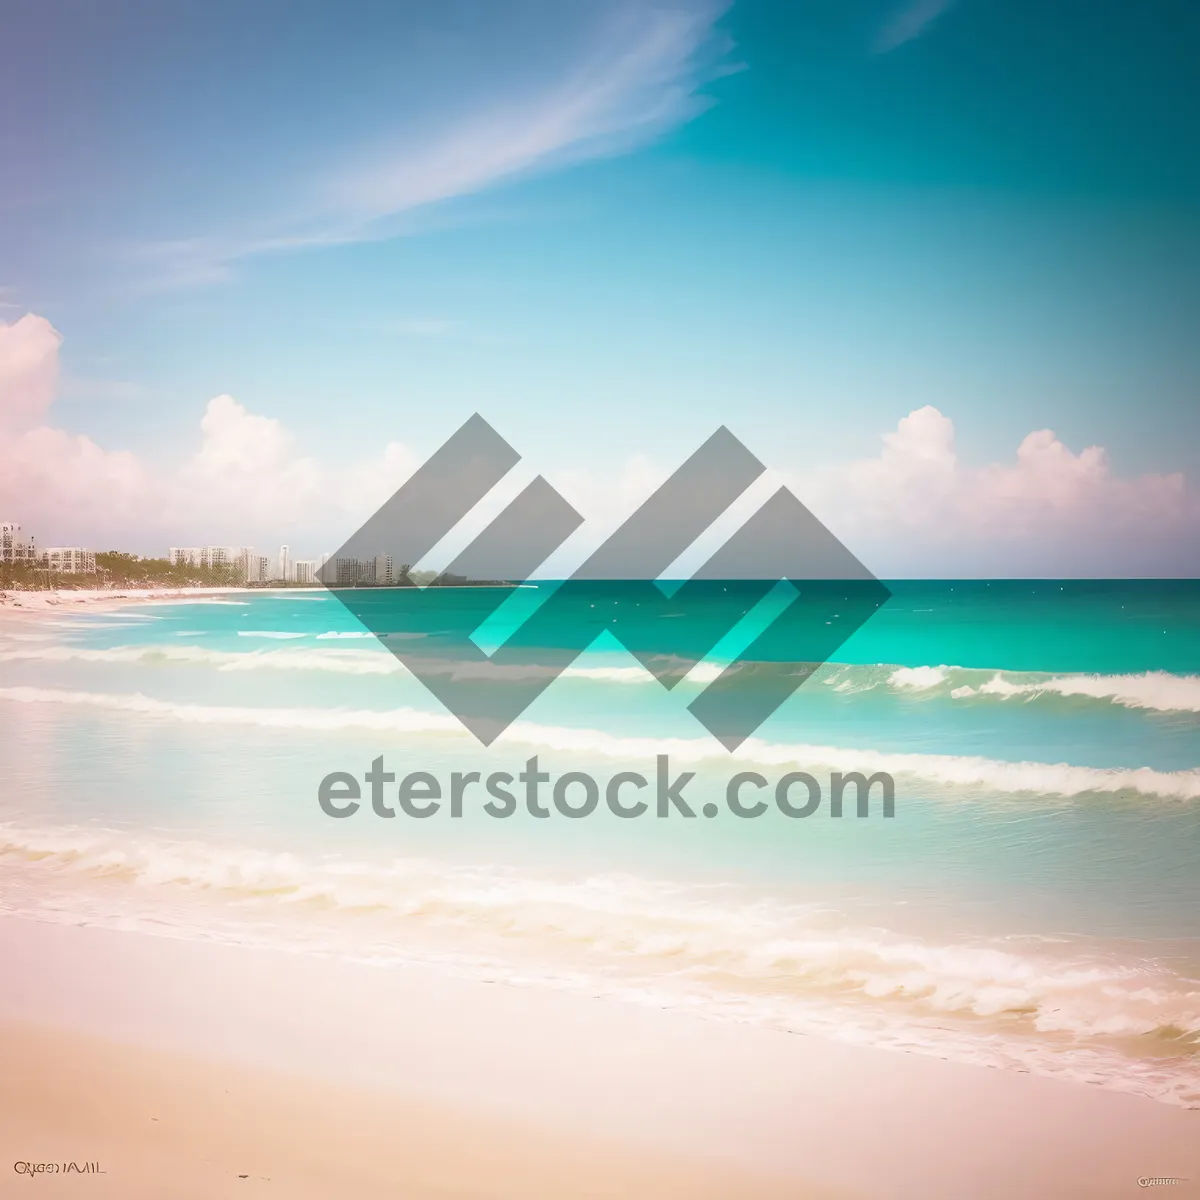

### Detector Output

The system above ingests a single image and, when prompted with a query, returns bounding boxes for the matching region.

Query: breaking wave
[4,636,1197,715]
[6,638,1200,715]
[2,820,1197,1107]
[0,642,716,684]
[1,684,1198,800]
[885,664,1200,713]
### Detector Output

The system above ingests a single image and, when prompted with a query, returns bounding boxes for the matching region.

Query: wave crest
[5,638,1197,715]
[1,684,1197,800]
[2,821,1198,1107]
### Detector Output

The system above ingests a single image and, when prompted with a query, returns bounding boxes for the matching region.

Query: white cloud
[2,315,1195,574]
[872,0,956,55]
[3,426,149,529]
[0,315,148,539]
[973,429,1185,532]
[798,405,1195,574]
[532,407,1197,577]
[0,318,149,534]
[142,2,733,287]
[0,314,61,432]
[0,315,417,553]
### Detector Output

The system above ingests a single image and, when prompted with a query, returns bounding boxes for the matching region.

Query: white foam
[949,670,1200,714]
[12,632,1198,716]
[0,685,461,734]
[0,643,399,675]
[880,663,1200,714]
[889,665,950,689]
[0,642,715,686]
[1,684,1197,800]
[2,820,1198,1107]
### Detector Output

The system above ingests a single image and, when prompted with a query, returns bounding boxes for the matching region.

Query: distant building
[169,546,256,580]
[171,546,215,568]
[278,545,291,583]
[331,556,377,585]
[1,522,37,565]
[243,554,270,584]
[293,560,318,585]
[41,547,97,574]
[319,555,414,586]
[171,546,242,569]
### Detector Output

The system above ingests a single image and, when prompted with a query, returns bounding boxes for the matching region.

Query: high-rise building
[374,554,394,586]
[41,547,96,574]
[169,546,256,580]
[278,544,291,583]
[243,554,270,584]
[293,560,318,585]
[1,522,38,565]
[332,556,378,585]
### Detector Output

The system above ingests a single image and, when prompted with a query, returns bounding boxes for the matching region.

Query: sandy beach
[0,587,310,616]
[1,916,1196,1200]
[0,1023,813,1200]
[3,588,1199,1198]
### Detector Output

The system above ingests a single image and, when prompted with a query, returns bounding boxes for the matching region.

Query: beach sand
[0,917,1197,1199]
[0,1022,814,1199]
[0,586,312,616]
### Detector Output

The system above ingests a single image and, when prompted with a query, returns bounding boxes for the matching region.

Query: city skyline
[6,517,470,585]
[3,518,334,581]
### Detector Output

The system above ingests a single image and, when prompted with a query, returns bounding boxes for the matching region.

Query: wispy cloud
[140,2,733,288]
[872,0,956,54]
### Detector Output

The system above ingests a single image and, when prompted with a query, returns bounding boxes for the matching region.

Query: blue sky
[1,0,1197,574]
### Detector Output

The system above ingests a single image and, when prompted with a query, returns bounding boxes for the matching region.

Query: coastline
[3,585,1199,1196]
[0,582,515,616]
[0,586,315,615]
[1,916,1196,1199]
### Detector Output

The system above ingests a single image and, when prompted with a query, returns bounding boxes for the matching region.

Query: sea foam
[2,820,1198,1108]
[1,684,1197,800]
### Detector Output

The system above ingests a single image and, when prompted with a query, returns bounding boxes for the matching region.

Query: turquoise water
[1,581,1198,1106]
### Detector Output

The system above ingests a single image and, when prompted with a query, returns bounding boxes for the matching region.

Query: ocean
[1,580,1197,1107]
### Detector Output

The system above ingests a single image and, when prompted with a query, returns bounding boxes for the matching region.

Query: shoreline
[1,916,1196,1199]
[0,582,519,616]
[0,586,316,615]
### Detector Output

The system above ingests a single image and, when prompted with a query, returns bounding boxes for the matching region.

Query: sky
[1,0,1197,576]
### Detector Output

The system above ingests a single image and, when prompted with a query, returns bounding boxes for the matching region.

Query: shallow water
[1,580,1198,1107]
